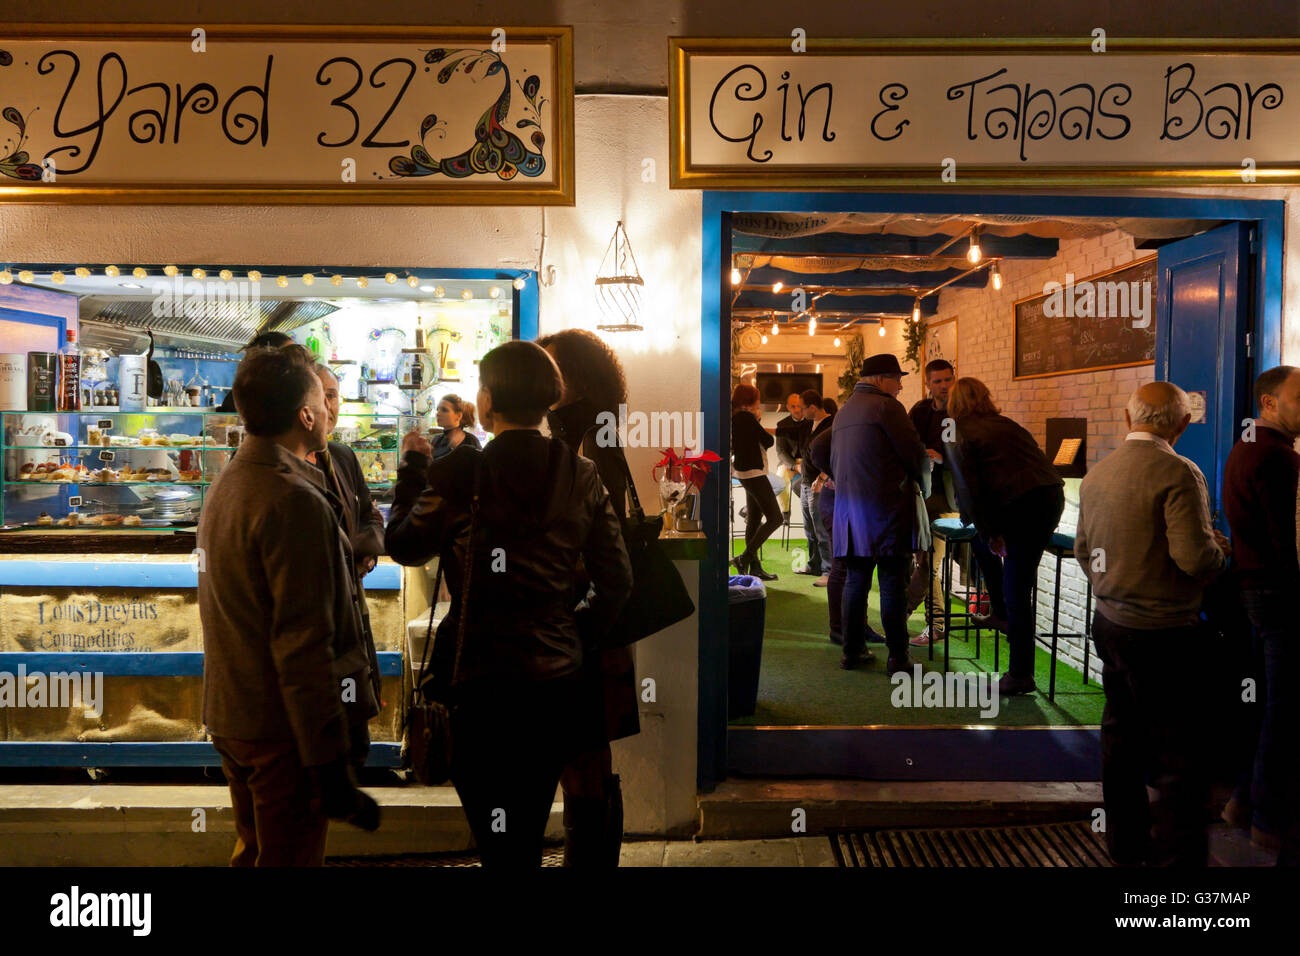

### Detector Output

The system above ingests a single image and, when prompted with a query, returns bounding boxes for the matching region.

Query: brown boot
[562,791,607,867]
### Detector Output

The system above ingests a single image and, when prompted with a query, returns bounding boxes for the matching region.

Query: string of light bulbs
[0,264,531,299]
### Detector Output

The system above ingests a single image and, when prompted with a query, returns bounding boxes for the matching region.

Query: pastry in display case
[0,409,237,530]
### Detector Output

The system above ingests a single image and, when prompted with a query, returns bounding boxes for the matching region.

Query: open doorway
[701,193,1283,785]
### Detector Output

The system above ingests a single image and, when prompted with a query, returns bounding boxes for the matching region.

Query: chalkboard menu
[1013,257,1157,380]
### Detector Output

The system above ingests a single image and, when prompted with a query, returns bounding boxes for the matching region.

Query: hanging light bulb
[74,267,91,278]
[771,322,779,336]
[105,265,120,277]
[356,276,368,288]
[51,271,66,284]
[191,267,206,280]
[132,267,148,279]
[163,265,179,277]
[772,280,783,294]
[730,268,742,286]
[434,285,445,298]
[808,317,817,336]
[513,276,526,290]
[489,287,501,299]
[0,270,11,285]
[878,322,887,337]
[912,298,922,323]
[461,288,473,300]
[833,336,841,347]
[967,229,982,264]
[276,275,289,288]
[384,272,397,284]
[761,334,768,345]
[247,270,262,282]
[330,274,343,287]
[17,270,34,283]
[301,273,315,286]
[991,265,1003,291]
[406,276,420,288]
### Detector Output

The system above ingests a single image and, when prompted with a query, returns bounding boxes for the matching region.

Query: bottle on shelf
[57,329,81,412]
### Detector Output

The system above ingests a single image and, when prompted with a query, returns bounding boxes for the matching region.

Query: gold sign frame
[669,36,1300,189]
[0,23,574,205]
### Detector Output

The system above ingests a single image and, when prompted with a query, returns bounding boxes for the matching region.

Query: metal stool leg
[1049,552,1063,701]
[927,543,936,662]
[946,538,956,671]
[1082,579,1093,686]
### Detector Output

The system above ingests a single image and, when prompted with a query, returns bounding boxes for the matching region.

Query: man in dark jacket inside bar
[311,362,386,772]
[1223,364,1300,864]
[830,353,929,674]
[199,344,379,867]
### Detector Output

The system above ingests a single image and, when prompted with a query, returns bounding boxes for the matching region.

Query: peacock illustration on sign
[387,47,547,181]
[0,51,43,181]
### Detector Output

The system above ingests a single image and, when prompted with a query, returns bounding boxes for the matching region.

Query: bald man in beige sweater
[1075,381,1228,867]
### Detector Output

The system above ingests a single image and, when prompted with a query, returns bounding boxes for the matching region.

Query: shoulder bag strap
[448,457,483,687]
[581,423,644,521]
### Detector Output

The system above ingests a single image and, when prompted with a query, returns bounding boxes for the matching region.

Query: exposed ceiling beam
[731,231,1059,259]
[733,291,940,316]
[739,265,988,291]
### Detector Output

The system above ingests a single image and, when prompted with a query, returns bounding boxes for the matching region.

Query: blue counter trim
[0,651,403,677]
[0,559,404,590]
[0,741,402,768]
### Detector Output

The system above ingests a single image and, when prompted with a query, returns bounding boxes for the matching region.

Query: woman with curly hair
[538,328,636,867]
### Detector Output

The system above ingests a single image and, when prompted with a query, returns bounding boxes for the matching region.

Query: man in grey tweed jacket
[1075,381,1228,867]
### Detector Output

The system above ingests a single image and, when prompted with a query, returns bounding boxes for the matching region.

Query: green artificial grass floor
[729,538,1106,727]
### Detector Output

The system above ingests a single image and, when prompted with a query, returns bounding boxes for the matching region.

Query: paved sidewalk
[620,838,837,867]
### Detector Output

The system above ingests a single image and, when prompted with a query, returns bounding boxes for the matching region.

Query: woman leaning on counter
[383,340,633,868]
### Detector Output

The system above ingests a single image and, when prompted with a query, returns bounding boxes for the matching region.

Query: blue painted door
[1156,222,1253,521]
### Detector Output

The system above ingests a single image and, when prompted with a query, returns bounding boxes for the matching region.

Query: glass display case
[0,409,434,529]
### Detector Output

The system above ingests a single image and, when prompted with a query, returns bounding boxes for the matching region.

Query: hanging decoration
[594,220,645,332]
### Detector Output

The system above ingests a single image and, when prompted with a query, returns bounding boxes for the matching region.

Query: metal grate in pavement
[829,820,1112,867]
[327,846,565,867]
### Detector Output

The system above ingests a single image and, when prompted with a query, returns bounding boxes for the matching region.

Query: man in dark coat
[312,363,387,772]
[830,353,930,674]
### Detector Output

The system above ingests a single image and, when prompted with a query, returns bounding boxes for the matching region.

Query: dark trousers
[970,484,1064,679]
[451,676,581,867]
[821,496,846,640]
[842,554,910,659]
[213,735,329,867]
[1092,613,1210,866]
[1241,589,1300,865]
[738,475,784,562]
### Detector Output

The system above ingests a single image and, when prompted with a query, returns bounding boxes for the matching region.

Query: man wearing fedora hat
[830,353,930,674]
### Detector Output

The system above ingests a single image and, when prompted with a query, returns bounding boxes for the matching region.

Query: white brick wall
[937,231,1153,681]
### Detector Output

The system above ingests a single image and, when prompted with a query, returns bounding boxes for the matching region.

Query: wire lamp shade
[595,220,645,331]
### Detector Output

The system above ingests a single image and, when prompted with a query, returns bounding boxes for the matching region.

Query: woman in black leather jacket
[386,341,633,867]
[943,377,1064,697]
[539,328,639,868]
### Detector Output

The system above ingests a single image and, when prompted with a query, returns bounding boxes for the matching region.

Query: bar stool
[1031,530,1093,701]
[926,471,990,672]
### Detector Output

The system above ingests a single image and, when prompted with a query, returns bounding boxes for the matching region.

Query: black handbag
[603,447,695,647]
[402,462,481,785]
